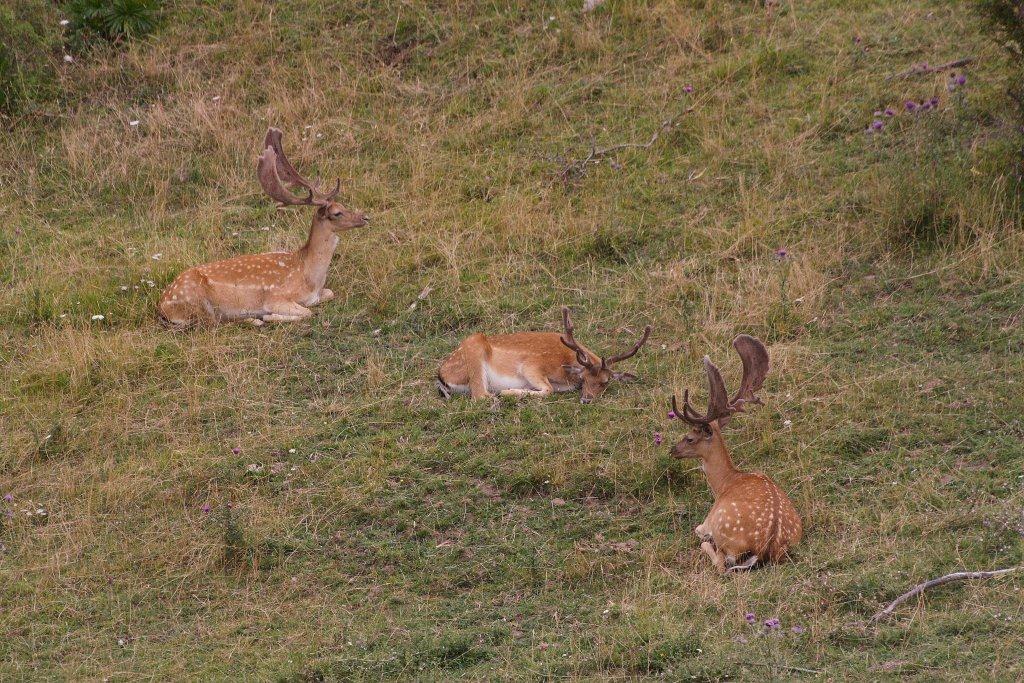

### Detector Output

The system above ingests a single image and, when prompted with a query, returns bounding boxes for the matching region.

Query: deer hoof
[247,318,265,327]
[725,555,759,573]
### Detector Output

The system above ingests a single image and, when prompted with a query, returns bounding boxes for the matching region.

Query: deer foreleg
[700,541,728,574]
[262,301,313,323]
[500,371,553,398]
[725,555,759,573]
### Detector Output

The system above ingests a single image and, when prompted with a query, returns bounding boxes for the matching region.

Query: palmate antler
[559,307,651,369]
[672,335,769,428]
[256,128,340,208]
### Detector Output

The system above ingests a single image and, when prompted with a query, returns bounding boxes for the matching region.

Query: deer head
[559,307,651,404]
[670,335,769,459]
[257,128,368,230]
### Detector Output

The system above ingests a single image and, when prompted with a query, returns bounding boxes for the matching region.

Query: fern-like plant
[66,0,161,48]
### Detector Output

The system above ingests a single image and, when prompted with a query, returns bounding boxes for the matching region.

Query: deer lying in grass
[437,307,651,404]
[669,335,802,573]
[158,128,368,328]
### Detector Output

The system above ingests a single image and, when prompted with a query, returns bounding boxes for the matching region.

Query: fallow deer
[437,307,651,404]
[157,128,368,327]
[669,335,802,573]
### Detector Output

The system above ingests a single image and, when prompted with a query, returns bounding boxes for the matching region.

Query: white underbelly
[484,363,530,392]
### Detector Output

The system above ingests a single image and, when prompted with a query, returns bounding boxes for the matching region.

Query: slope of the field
[2,0,1023,679]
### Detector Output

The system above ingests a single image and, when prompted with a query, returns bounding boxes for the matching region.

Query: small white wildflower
[91,314,105,321]
[146,280,155,287]
[288,448,296,454]
[261,226,270,231]
[129,120,140,127]
[120,285,128,291]
[59,19,70,26]
[151,253,162,260]
[246,463,263,473]
[63,54,74,63]
[211,95,221,101]
[783,419,792,427]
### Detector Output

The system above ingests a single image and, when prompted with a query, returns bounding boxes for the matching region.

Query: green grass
[2,0,1024,679]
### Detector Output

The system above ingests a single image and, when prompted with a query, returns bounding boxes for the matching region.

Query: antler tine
[262,128,338,206]
[559,307,596,369]
[257,146,315,208]
[702,356,732,423]
[603,324,652,367]
[324,178,341,202]
[673,387,714,426]
[729,334,769,408]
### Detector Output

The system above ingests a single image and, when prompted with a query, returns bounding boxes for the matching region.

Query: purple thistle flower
[884,107,895,117]
[873,110,882,117]
[764,618,781,629]
[231,447,241,455]
[775,247,789,260]
[667,410,677,420]
[853,35,861,44]
[791,625,805,634]
[745,612,756,624]
[870,119,884,131]
[929,96,940,108]
[201,503,211,513]
[920,100,932,111]
[955,74,966,86]
[683,84,694,93]
[654,432,663,445]
[905,100,918,112]
[3,493,12,503]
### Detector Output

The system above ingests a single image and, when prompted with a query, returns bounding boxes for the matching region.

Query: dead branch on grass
[886,57,975,80]
[871,566,1021,622]
[556,108,693,185]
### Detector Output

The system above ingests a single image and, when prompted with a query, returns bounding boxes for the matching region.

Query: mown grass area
[2,0,1023,679]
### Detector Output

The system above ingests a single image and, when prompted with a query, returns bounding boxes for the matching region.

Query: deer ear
[562,364,584,377]
[613,371,638,383]
[715,415,732,429]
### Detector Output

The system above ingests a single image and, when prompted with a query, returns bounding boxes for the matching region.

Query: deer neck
[700,432,742,500]
[297,216,340,288]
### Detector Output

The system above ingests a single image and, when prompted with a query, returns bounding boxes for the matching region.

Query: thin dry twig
[871,566,1022,622]
[886,56,975,80]
[556,108,693,185]
[742,661,823,675]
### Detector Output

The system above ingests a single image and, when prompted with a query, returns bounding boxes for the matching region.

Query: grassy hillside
[2,0,1023,679]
